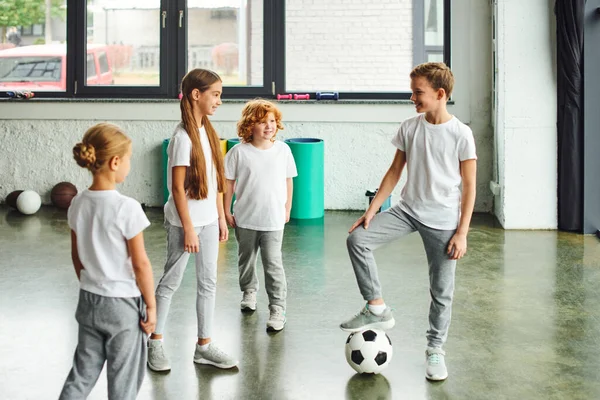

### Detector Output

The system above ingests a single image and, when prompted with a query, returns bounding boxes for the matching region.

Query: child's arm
[70,230,84,280]
[217,191,228,242]
[447,159,477,260]
[172,165,199,253]
[349,150,406,232]
[223,179,236,227]
[127,232,156,335]
[285,178,293,222]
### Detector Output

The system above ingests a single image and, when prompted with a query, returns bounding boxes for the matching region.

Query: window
[98,51,110,74]
[0,0,449,99]
[413,0,449,67]
[187,2,264,87]
[86,53,96,79]
[0,2,67,93]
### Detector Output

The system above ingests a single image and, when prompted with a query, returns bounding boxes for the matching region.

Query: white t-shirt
[225,141,298,231]
[391,114,477,230]
[164,123,219,227]
[67,189,150,297]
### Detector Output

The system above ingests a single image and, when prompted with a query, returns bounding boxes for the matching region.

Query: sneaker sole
[241,305,257,312]
[147,362,171,372]
[426,373,448,381]
[193,358,239,369]
[266,322,286,332]
[339,318,396,333]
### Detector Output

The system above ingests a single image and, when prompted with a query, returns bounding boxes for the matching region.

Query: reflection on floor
[1,207,600,400]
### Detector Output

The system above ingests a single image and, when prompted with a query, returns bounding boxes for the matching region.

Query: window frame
[1,0,450,100]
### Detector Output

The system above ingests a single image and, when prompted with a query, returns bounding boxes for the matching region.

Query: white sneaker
[266,305,286,332]
[147,340,171,372]
[425,347,448,381]
[193,343,239,369]
[240,291,257,312]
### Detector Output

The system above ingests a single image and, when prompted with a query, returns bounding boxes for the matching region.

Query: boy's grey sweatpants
[347,205,457,348]
[235,227,287,310]
[154,220,219,338]
[59,290,146,400]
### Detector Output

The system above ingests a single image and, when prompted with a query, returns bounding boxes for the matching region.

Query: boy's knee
[346,230,364,250]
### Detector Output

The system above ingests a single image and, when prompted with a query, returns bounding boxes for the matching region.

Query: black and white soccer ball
[345,328,393,374]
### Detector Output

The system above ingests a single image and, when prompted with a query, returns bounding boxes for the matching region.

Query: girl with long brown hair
[147,69,238,372]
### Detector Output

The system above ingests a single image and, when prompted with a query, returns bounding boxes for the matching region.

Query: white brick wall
[285,0,413,92]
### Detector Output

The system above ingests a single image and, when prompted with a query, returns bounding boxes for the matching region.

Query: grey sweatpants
[235,227,287,309]
[154,220,219,338]
[346,205,457,348]
[59,290,146,400]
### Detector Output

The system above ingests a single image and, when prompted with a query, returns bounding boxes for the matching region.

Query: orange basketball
[51,182,78,209]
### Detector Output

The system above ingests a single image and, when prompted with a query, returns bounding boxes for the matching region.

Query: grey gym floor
[1,206,600,400]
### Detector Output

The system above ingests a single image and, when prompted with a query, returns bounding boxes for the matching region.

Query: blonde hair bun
[73,142,97,170]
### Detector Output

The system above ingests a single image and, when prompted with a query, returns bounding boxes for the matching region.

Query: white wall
[0,0,494,215]
[493,0,557,229]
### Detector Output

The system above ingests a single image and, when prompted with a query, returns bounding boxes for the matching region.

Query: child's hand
[285,208,291,223]
[225,213,236,228]
[219,218,229,242]
[349,211,376,233]
[184,228,199,253]
[140,306,156,335]
[447,233,467,260]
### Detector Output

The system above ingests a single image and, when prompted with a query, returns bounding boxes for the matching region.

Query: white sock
[368,303,386,315]
[198,343,210,351]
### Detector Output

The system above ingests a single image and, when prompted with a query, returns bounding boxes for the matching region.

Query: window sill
[0,97,456,124]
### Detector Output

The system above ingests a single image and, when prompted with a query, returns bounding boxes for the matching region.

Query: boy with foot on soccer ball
[340,62,477,381]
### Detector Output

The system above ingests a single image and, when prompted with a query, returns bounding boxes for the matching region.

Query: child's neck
[89,173,116,191]
[251,137,274,150]
[424,108,452,125]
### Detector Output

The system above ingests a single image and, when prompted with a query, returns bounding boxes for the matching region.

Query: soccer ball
[345,329,393,374]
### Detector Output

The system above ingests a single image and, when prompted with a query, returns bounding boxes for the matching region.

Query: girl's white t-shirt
[164,123,218,227]
[391,114,477,230]
[68,189,150,298]
[225,141,297,231]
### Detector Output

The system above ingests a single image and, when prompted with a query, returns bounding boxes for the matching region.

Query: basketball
[6,190,24,209]
[51,182,78,209]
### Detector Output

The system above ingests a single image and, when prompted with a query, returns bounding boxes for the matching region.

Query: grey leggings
[346,205,457,348]
[154,220,219,338]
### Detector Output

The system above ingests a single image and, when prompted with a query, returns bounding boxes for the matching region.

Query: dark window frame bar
[1,0,450,101]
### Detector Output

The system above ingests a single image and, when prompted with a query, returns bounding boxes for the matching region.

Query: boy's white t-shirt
[391,114,477,230]
[67,189,150,298]
[164,123,218,227]
[225,141,298,231]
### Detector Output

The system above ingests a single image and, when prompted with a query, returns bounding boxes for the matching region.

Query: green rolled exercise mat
[285,138,324,219]
[162,138,170,204]
[227,138,240,151]
[226,138,241,213]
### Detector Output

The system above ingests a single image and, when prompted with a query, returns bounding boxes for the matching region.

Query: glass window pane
[0,1,67,92]
[86,53,97,79]
[187,0,263,87]
[286,0,444,93]
[86,0,160,86]
[425,0,443,47]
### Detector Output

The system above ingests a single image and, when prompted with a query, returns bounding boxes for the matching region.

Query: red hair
[237,99,284,143]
